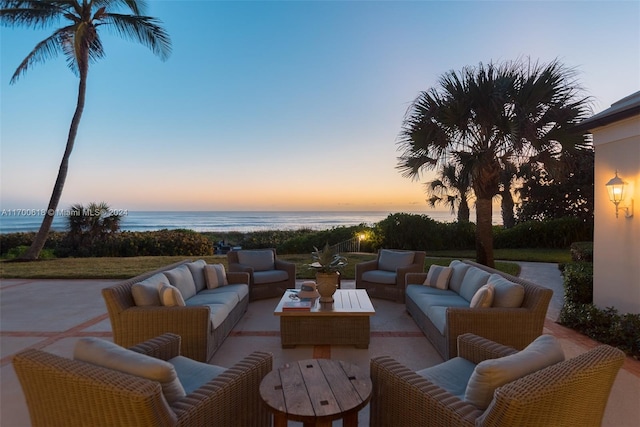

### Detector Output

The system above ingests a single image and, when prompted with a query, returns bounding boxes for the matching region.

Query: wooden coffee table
[274,289,375,348]
[259,358,372,427]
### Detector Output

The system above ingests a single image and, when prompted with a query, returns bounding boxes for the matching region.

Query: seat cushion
[464,334,565,409]
[204,304,232,329]
[406,284,459,300]
[204,264,229,289]
[237,250,275,271]
[458,267,491,302]
[417,357,477,400]
[378,250,415,272]
[186,260,207,292]
[74,337,186,404]
[186,291,238,311]
[424,265,453,290]
[448,260,471,294]
[164,265,197,300]
[131,273,170,306]
[169,355,226,394]
[487,274,525,308]
[362,270,397,285]
[253,269,288,284]
[198,284,249,303]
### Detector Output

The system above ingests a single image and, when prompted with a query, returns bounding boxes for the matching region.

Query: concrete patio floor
[1,262,639,426]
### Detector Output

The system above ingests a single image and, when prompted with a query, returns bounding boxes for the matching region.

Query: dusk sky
[1,1,639,213]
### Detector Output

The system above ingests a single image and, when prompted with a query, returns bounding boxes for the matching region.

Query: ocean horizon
[0,210,502,234]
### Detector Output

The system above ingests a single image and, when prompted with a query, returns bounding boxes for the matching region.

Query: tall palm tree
[425,162,471,223]
[1,0,171,260]
[397,59,590,267]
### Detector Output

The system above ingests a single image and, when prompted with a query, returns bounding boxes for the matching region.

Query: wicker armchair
[227,248,296,300]
[13,333,273,427]
[370,333,625,427]
[356,249,426,302]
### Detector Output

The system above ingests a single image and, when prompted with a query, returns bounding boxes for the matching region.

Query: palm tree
[66,201,122,255]
[425,162,471,223]
[397,59,590,267]
[1,0,171,260]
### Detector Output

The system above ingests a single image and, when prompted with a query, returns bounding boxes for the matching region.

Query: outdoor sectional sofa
[405,260,553,360]
[102,259,249,363]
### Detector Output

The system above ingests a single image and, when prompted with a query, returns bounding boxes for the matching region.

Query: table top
[259,358,372,423]
[274,289,375,316]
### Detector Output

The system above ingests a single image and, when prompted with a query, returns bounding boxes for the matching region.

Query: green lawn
[0,248,568,279]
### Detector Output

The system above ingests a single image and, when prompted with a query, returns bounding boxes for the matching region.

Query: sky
[1,0,639,213]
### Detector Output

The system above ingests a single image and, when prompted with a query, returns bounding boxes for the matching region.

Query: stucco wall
[592,115,640,314]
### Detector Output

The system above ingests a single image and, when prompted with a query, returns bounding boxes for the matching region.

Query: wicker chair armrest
[227,271,250,284]
[457,333,518,364]
[13,349,178,426]
[275,259,296,275]
[171,351,273,426]
[355,259,378,277]
[395,263,424,285]
[370,356,481,427]
[128,333,182,360]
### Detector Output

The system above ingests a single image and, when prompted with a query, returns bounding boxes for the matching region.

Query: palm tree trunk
[457,198,470,222]
[475,197,495,267]
[20,70,87,260]
[501,189,516,228]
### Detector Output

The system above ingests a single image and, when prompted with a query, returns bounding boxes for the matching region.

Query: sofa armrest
[405,272,428,286]
[172,351,273,426]
[129,333,182,361]
[227,271,250,285]
[395,262,424,286]
[457,333,518,364]
[370,356,482,427]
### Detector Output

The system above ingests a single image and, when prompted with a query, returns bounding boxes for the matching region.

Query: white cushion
[378,250,415,272]
[237,250,275,271]
[204,264,229,289]
[74,337,186,404]
[159,283,186,306]
[131,273,170,306]
[487,274,525,308]
[464,334,565,409]
[423,265,453,290]
[186,260,207,292]
[469,284,494,308]
[164,265,197,300]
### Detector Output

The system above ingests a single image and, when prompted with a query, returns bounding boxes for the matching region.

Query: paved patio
[1,263,639,426]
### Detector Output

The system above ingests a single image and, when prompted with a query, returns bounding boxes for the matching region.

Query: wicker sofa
[405,260,552,359]
[102,260,249,363]
[14,333,273,427]
[370,333,625,427]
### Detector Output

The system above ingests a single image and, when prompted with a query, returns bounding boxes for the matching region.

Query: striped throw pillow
[423,265,453,290]
[204,264,229,289]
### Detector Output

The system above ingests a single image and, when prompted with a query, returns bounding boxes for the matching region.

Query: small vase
[316,272,339,303]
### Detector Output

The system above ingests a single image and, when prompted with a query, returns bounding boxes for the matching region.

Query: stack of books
[282,300,313,311]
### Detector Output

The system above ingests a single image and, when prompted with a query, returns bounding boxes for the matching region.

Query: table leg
[273,413,288,427]
[343,411,358,427]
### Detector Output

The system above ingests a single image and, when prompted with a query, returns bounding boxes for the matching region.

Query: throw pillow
[469,284,495,308]
[164,265,197,300]
[378,249,415,272]
[74,337,186,404]
[487,274,525,308]
[204,264,229,289]
[423,265,453,290]
[159,283,186,307]
[237,250,275,271]
[464,334,565,409]
[131,273,170,306]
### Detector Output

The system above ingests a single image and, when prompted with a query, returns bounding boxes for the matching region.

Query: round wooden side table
[259,358,372,427]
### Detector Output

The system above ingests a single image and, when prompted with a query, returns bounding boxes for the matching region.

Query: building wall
[592,115,640,314]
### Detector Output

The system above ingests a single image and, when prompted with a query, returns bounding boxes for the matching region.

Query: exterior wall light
[606,171,634,218]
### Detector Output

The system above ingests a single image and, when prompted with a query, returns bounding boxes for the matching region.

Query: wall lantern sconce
[605,171,634,218]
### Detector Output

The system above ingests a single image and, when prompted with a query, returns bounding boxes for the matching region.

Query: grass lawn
[0,248,568,279]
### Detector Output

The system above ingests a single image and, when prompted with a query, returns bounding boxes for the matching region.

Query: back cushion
[131,273,170,306]
[448,260,470,294]
[378,250,415,272]
[74,337,186,404]
[464,334,565,409]
[458,267,491,302]
[204,264,229,289]
[237,250,275,271]
[186,260,207,292]
[487,274,526,308]
[164,265,197,300]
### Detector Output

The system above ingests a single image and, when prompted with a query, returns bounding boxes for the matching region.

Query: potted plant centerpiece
[309,243,348,303]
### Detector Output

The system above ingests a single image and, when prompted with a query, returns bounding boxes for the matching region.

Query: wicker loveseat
[102,260,249,363]
[370,333,625,427]
[14,333,273,427]
[405,260,552,359]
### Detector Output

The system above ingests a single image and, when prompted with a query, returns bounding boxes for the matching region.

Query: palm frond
[9,27,68,82]
[101,13,171,60]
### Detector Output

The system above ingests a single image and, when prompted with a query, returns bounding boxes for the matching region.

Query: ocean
[0,210,499,234]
